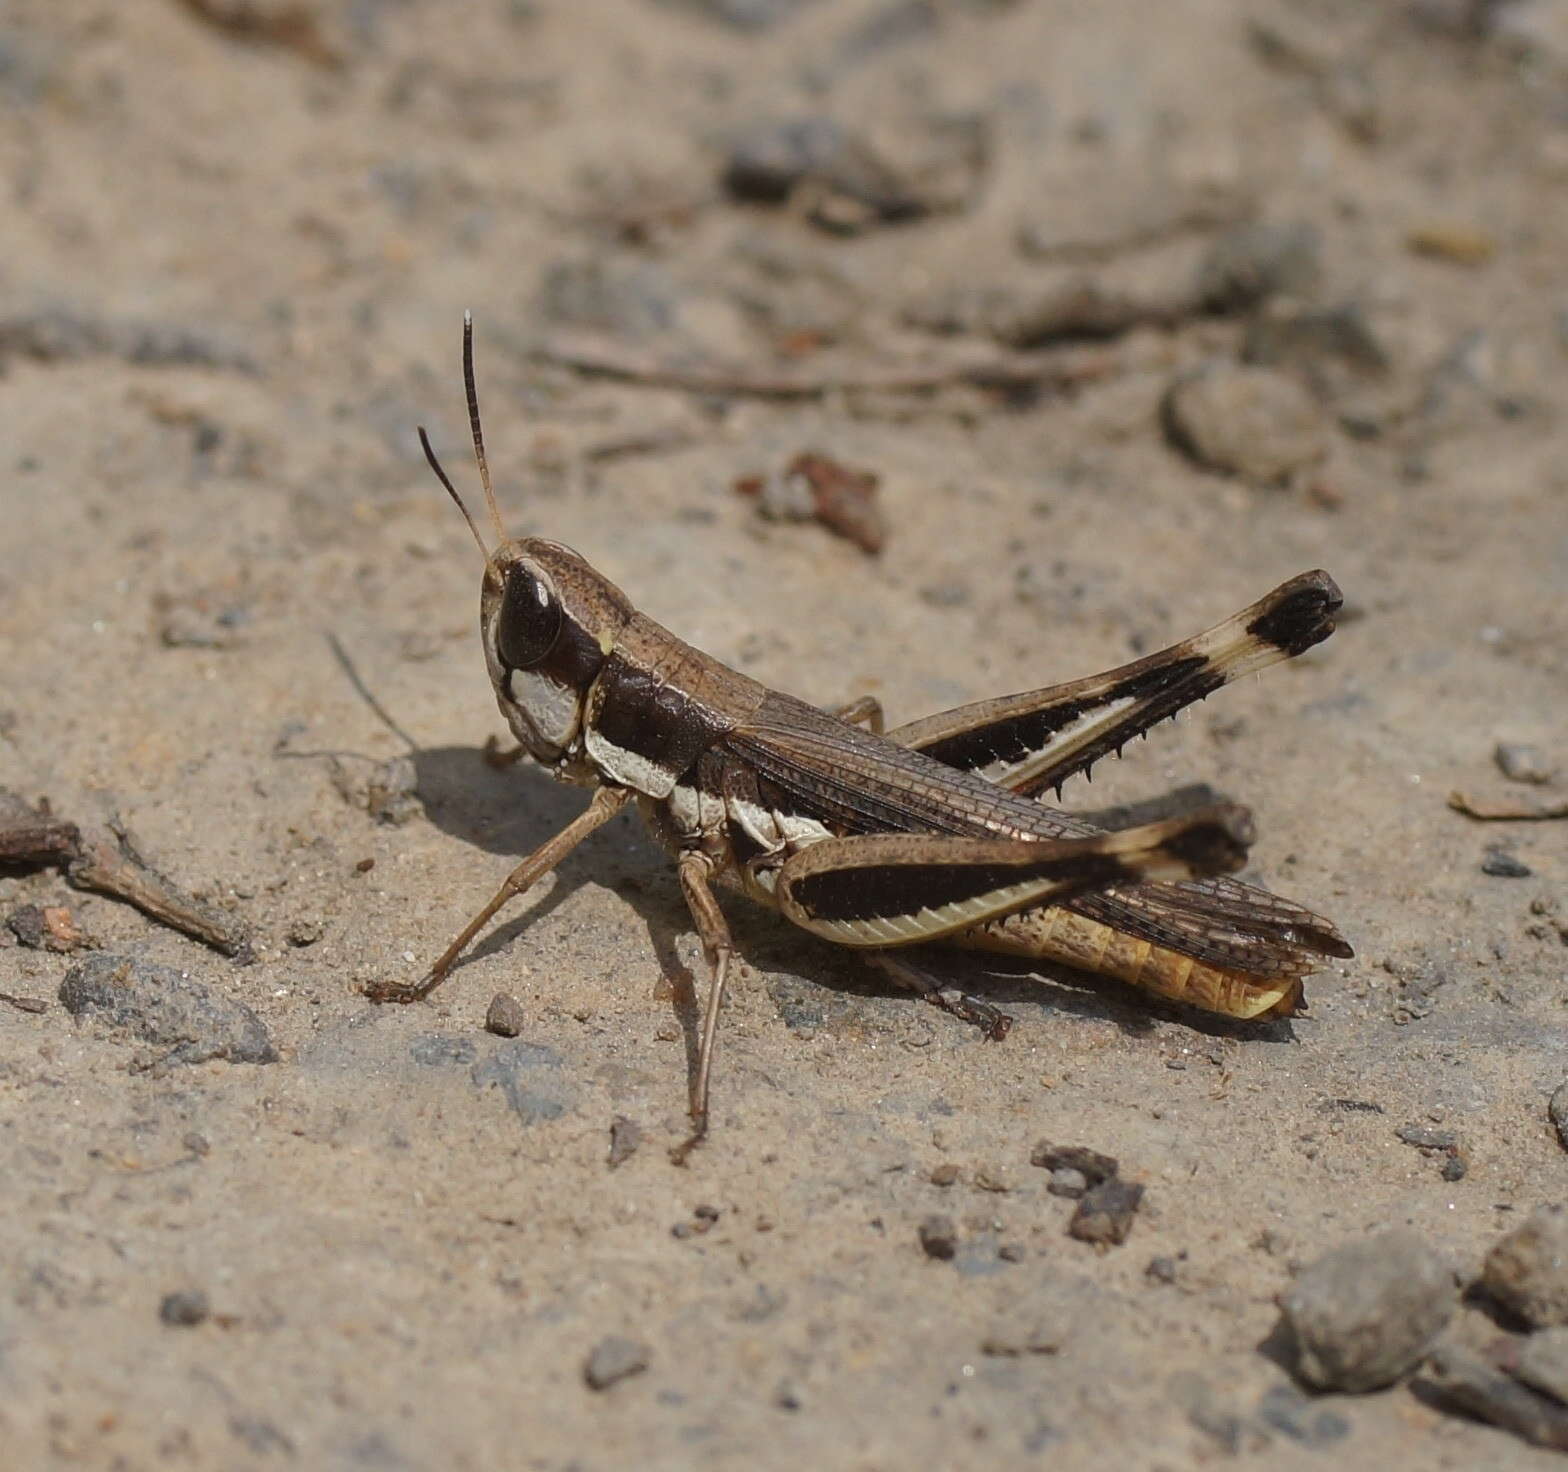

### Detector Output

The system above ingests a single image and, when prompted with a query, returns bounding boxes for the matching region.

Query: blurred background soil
[2,1,1567,1466]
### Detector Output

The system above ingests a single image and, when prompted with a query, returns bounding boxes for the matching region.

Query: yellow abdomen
[954,908,1303,1020]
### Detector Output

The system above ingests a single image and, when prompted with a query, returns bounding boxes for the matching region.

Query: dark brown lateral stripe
[788,809,1251,924]
[790,851,1136,924]
[590,652,732,782]
[535,606,615,692]
[918,655,1214,776]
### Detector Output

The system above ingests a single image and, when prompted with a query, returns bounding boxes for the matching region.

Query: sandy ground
[3,1,1567,1467]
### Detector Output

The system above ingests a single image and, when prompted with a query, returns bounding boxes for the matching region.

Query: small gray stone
[1495,742,1554,784]
[59,954,277,1066]
[1163,364,1328,485]
[1482,847,1533,878]
[654,0,814,33]
[1484,1207,1568,1328]
[1514,1327,1568,1404]
[918,1214,958,1260]
[484,993,527,1038]
[1396,1124,1458,1152]
[159,1289,210,1327]
[583,1335,649,1390]
[1278,1229,1455,1391]
[1256,1383,1351,1446]
[1068,1178,1144,1245]
[1047,1167,1089,1199]
[1549,1082,1568,1153]
[723,116,847,203]
[1196,220,1322,314]
[607,1115,643,1168]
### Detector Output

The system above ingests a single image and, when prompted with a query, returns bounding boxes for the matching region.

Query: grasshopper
[370,318,1351,1157]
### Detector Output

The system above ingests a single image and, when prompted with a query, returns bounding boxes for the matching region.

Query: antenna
[462,311,507,546]
[419,426,487,558]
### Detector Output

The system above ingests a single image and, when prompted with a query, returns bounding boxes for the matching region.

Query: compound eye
[495,563,563,670]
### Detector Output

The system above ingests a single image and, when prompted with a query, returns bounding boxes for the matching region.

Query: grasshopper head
[421,316,633,773]
[479,538,631,767]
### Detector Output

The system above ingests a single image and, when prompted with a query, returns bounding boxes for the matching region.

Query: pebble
[1514,1327,1568,1404]
[607,1115,643,1168]
[657,0,811,32]
[928,1162,960,1187]
[159,1289,211,1327]
[1396,1124,1458,1151]
[1426,1345,1568,1452]
[484,993,527,1038]
[1548,1081,1568,1152]
[1278,1229,1455,1392]
[1407,222,1496,267]
[1163,364,1328,485]
[1255,1383,1351,1446]
[1495,742,1554,784]
[329,756,422,827]
[1029,1141,1118,1185]
[7,903,87,952]
[1242,302,1390,396]
[1481,847,1533,878]
[1047,1167,1089,1199]
[1068,1178,1144,1246]
[1196,220,1322,314]
[918,1214,958,1260]
[583,1336,650,1391]
[722,117,851,204]
[59,954,277,1066]
[1483,1207,1568,1328]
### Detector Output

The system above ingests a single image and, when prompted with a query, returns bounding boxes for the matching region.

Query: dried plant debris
[69,819,251,958]
[736,451,885,553]
[1450,790,1568,821]
[0,790,248,957]
[0,789,80,867]
[534,326,1107,400]
[59,954,277,1068]
[1277,1230,1456,1392]
[172,0,344,69]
